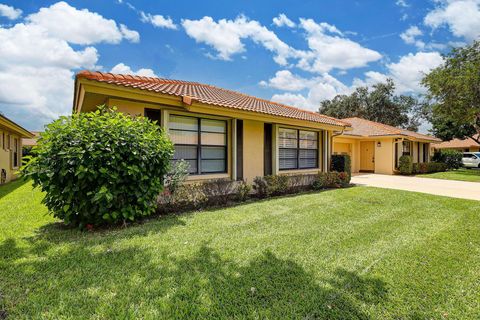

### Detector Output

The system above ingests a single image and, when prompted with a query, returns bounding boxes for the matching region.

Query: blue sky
[1,0,479,130]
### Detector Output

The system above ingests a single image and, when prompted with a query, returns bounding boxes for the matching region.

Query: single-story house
[74,71,351,183]
[333,117,441,175]
[433,134,480,152]
[0,114,34,184]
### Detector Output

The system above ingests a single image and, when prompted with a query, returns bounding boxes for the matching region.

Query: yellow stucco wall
[333,136,395,174]
[242,120,264,183]
[374,138,395,175]
[83,95,336,183]
[333,137,360,173]
[0,130,22,183]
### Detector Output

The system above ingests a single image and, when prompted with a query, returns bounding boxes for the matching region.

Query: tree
[422,41,480,143]
[319,79,422,131]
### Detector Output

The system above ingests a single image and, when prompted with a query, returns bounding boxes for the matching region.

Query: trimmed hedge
[432,149,463,170]
[412,162,448,174]
[22,106,174,228]
[331,154,351,183]
[159,172,350,215]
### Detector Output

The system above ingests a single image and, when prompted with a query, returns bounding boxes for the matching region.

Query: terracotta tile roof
[433,134,480,149]
[76,70,350,128]
[22,131,41,147]
[342,117,441,142]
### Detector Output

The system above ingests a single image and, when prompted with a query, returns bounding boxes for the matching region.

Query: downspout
[328,127,346,172]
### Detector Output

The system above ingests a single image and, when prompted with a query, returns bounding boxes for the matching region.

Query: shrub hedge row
[398,155,448,175]
[158,171,350,214]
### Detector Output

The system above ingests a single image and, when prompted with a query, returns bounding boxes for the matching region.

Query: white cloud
[400,26,425,49]
[352,51,444,93]
[181,16,381,72]
[264,51,444,112]
[140,12,177,29]
[264,71,351,110]
[110,63,157,77]
[119,24,140,43]
[296,19,382,73]
[424,0,480,41]
[0,23,98,69]
[26,1,139,44]
[182,15,295,65]
[396,0,409,8]
[0,3,22,20]
[259,70,313,91]
[386,51,444,93]
[272,13,295,28]
[0,2,139,128]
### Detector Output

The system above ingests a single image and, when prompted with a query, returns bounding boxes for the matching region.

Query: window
[13,137,19,168]
[279,128,318,170]
[169,115,227,174]
[145,108,161,125]
[402,141,411,156]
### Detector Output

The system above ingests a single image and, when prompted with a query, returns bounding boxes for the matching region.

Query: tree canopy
[422,41,480,143]
[318,79,422,131]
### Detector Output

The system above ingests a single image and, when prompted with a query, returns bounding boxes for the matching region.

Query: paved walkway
[351,174,480,201]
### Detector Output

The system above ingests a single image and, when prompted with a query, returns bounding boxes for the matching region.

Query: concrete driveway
[351,174,480,201]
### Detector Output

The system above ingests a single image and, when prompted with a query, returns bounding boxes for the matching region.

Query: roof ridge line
[77,70,351,127]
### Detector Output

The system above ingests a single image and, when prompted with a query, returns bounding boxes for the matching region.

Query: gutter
[332,128,345,137]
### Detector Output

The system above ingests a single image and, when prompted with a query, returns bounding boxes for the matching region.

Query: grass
[417,168,480,182]
[1,180,480,319]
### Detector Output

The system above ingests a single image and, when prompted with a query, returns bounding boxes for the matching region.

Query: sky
[0,0,479,131]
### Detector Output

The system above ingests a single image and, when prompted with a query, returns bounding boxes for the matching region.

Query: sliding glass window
[169,115,227,174]
[279,128,318,170]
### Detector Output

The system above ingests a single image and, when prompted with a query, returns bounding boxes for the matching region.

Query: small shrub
[164,160,190,194]
[432,149,463,170]
[158,183,208,213]
[235,180,251,202]
[22,106,174,228]
[202,179,237,205]
[253,176,269,198]
[331,154,351,183]
[253,175,289,197]
[427,162,448,173]
[313,172,347,189]
[264,175,289,196]
[286,174,318,192]
[398,155,413,175]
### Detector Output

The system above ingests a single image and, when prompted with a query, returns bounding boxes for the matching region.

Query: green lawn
[1,180,480,319]
[417,168,480,182]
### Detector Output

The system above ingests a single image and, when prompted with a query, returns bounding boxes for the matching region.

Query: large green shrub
[432,149,463,170]
[331,154,351,183]
[398,155,413,175]
[22,106,173,228]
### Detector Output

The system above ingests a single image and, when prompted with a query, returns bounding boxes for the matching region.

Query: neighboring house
[333,117,441,175]
[433,134,480,152]
[0,114,34,184]
[22,131,41,148]
[73,71,351,183]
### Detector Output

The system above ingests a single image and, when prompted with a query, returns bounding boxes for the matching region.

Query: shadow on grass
[1,235,388,319]
[0,178,29,200]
